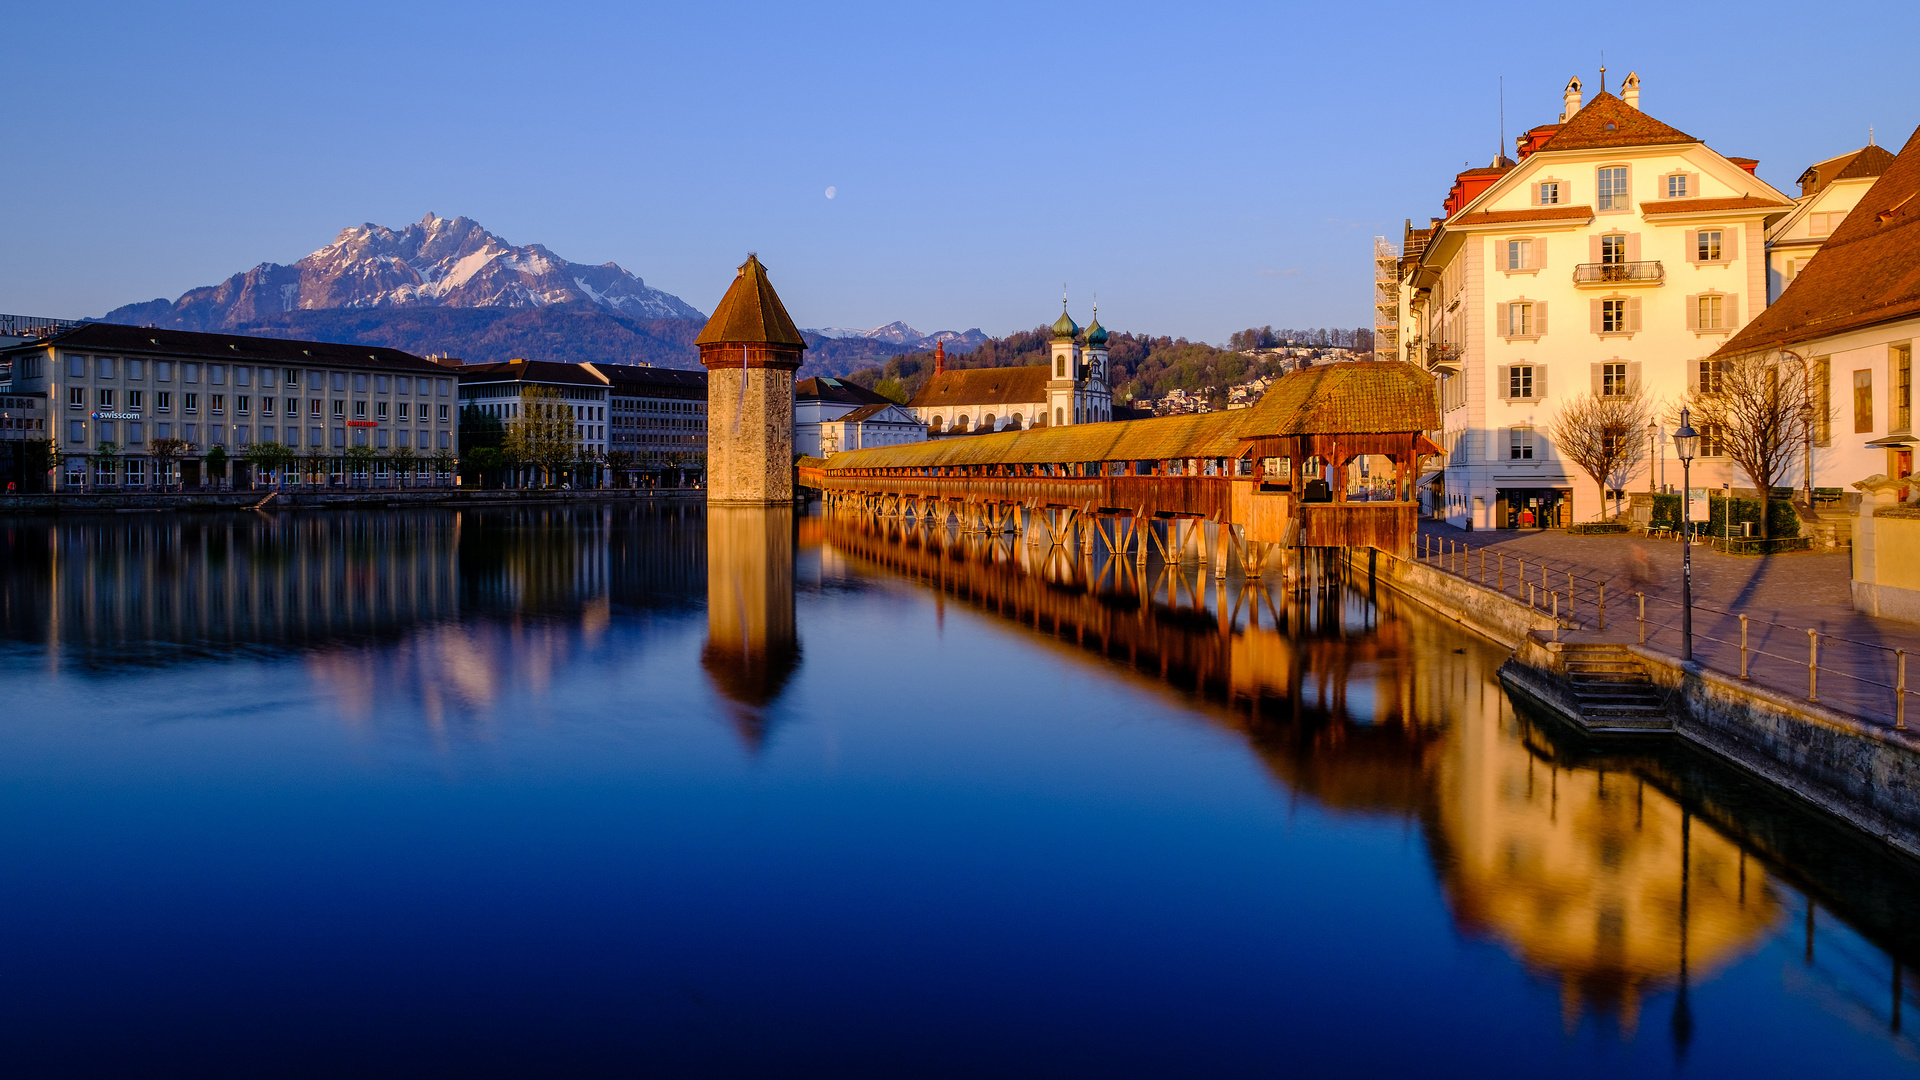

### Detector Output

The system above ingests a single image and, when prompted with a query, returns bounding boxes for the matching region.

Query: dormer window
[1666,174,1689,198]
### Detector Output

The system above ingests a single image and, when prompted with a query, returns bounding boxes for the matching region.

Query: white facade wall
[1422,142,1788,529]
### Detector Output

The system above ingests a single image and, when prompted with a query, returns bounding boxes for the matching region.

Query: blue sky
[3,0,1914,343]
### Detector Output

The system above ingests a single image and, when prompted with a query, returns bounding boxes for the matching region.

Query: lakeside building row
[0,324,714,491]
[1386,72,1910,529]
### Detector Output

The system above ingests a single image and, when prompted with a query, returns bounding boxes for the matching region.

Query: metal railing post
[1808,630,1820,702]
[1900,650,1909,731]
[1739,615,1749,679]
[1567,571,1576,619]
[1498,553,1505,592]
[1598,582,1606,630]
[1529,583,1535,609]
[1638,592,1646,645]
[1480,548,1486,585]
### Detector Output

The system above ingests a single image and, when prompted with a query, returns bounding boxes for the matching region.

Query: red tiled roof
[1448,205,1594,227]
[908,365,1050,409]
[1718,124,1920,357]
[1836,144,1899,182]
[1639,196,1793,215]
[1534,93,1698,152]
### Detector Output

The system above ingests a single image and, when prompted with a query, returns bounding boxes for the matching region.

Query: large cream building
[1397,74,1794,529]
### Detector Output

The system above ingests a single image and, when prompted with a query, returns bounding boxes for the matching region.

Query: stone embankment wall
[0,489,706,513]
[1352,547,1920,863]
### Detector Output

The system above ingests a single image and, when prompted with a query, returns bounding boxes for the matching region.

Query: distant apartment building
[1395,73,1793,528]
[0,323,457,490]
[597,363,708,481]
[458,360,709,485]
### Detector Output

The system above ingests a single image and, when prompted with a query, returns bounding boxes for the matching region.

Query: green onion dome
[1051,308,1079,340]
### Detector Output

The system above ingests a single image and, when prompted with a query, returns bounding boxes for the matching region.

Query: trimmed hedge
[1648,492,1801,538]
[1567,522,1628,535]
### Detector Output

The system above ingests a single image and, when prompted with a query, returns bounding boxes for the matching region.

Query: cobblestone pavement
[1413,520,1917,728]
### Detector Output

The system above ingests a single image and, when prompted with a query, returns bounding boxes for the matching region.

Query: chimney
[1560,76,1583,122]
[1621,71,1640,110]
[933,340,946,375]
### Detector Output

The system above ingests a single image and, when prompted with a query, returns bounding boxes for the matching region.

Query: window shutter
[1496,365,1510,399]
[1686,294,1699,330]
[1535,301,1548,335]
[1627,232,1641,262]
[1536,366,1548,399]
[1591,363,1604,396]
[1688,361,1701,393]
[1685,230,1698,263]
[1530,183,1541,207]
[1628,361,1643,394]
[1590,299,1602,334]
[1590,235,1603,263]
[1726,227,1740,260]
[1534,237,1546,269]
[1498,303,1510,337]
[1628,297,1643,331]
[1725,293,1739,326]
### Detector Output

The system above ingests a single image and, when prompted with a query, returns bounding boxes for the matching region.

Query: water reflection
[702,505,802,748]
[820,509,1916,1048]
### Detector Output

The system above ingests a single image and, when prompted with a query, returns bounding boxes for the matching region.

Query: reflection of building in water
[0,512,461,658]
[457,506,610,615]
[703,505,801,748]
[818,512,1782,1034]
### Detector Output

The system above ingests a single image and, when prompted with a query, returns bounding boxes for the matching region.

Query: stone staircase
[1560,644,1672,733]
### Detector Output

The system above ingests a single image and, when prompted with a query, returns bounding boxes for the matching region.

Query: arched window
[1055,407,1064,426]
[928,415,943,433]
[1008,413,1022,430]
[1056,355,1065,377]
[954,415,971,433]
[982,413,996,431]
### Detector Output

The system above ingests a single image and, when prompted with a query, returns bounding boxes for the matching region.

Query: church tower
[1045,303,1080,427]
[1084,307,1112,423]
[697,255,808,504]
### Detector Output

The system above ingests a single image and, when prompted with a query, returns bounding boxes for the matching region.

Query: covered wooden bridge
[799,361,1441,567]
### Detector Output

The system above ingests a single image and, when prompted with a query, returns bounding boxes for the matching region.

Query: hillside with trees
[837,324,1373,409]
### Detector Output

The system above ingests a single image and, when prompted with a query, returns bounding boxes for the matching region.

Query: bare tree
[1678,351,1815,539]
[1549,390,1652,523]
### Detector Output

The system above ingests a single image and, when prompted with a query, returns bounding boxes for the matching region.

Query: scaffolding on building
[1373,236,1400,362]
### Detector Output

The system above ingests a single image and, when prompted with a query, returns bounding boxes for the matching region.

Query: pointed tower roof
[1085,306,1108,347]
[695,254,808,348]
[1534,92,1697,153]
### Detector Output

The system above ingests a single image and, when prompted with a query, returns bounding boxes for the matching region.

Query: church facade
[909,306,1114,435]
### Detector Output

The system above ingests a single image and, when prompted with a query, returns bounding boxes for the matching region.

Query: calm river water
[2,504,1919,1077]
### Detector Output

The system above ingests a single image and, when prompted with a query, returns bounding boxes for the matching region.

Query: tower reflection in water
[702,505,802,749]
[819,507,1792,1037]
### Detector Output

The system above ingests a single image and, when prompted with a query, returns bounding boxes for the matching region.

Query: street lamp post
[1800,400,1819,520]
[1674,407,1701,663]
[1647,421,1659,494]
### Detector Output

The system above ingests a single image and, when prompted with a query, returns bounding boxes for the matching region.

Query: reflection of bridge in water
[817,509,1920,1047]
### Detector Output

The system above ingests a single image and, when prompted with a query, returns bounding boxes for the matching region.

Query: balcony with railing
[1573,261,1665,285]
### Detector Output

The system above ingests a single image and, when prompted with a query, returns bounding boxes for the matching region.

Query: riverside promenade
[1415,520,1917,730]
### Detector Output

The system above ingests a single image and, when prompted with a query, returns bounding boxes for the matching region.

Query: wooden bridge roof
[824,361,1437,471]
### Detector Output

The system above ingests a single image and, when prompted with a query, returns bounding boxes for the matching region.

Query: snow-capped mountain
[103,214,704,330]
[802,322,989,351]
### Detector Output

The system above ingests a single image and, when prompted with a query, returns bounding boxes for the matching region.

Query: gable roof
[1718,124,1920,357]
[908,365,1051,409]
[796,376,891,406]
[6,322,442,371]
[1534,92,1698,153]
[694,255,807,348]
[1798,144,1897,195]
[835,402,919,424]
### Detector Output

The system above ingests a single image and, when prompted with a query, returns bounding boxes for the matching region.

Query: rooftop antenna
[1599,53,1606,95]
[1870,125,1876,146]
[1499,76,1506,160]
